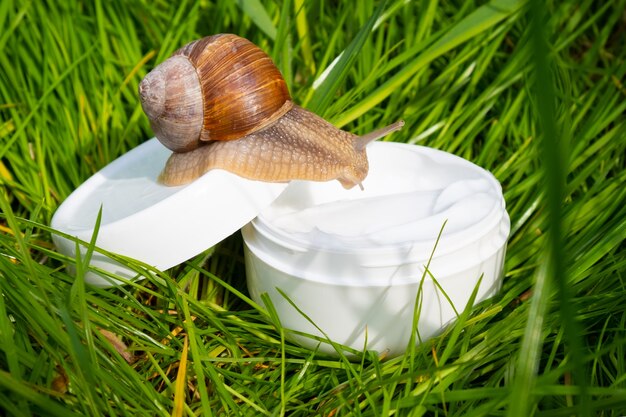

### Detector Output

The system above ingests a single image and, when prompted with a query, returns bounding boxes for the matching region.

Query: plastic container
[242,142,509,357]
[51,139,509,357]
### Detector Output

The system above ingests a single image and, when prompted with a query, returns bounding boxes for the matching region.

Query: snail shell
[139,34,403,189]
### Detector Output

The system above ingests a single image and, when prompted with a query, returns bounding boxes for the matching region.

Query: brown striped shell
[138,34,404,189]
[139,34,291,152]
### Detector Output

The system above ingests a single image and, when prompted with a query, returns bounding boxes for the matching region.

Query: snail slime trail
[138,34,404,188]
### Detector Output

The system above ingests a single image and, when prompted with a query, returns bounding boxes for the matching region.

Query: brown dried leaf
[51,365,68,394]
[98,328,135,364]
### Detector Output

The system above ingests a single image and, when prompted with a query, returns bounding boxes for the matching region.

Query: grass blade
[306,0,386,115]
[236,0,277,40]
[172,336,188,417]
[335,0,525,127]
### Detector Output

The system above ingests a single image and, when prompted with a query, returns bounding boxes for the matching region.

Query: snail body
[139,34,403,189]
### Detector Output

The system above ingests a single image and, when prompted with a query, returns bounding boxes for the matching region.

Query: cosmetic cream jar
[243,142,510,357]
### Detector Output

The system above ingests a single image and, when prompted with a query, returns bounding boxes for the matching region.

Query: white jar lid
[51,138,287,286]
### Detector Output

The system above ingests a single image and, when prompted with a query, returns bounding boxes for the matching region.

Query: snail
[138,34,404,190]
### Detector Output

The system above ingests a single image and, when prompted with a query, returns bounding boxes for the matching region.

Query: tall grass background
[1,0,625,415]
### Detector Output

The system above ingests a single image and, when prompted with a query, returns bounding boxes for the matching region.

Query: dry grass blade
[172,335,189,417]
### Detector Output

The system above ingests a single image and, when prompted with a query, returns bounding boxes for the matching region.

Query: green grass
[1,0,625,415]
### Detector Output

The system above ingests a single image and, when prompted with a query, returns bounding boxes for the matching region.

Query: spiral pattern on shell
[139,34,292,152]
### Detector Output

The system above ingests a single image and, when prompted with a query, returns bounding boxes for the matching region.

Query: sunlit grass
[1,0,625,415]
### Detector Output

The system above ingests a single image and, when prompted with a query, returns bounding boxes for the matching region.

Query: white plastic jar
[243,142,510,357]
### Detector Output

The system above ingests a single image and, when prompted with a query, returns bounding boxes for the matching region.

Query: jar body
[242,142,510,357]
[243,228,506,357]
